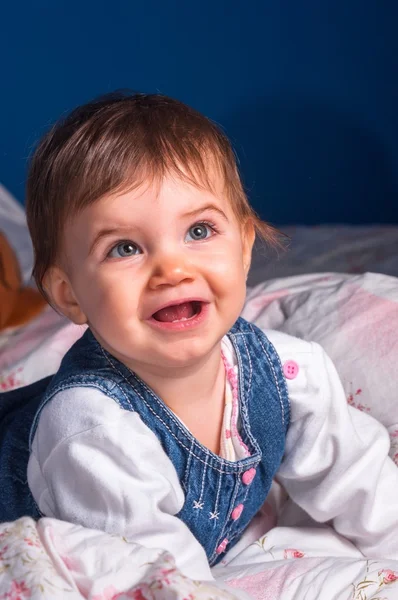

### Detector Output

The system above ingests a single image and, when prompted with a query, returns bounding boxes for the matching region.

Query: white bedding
[249,225,398,285]
[1,186,398,599]
[2,514,398,599]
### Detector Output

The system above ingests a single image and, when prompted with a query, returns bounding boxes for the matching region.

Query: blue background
[1,1,397,224]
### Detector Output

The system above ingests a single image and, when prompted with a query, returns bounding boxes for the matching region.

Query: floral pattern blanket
[1,515,398,599]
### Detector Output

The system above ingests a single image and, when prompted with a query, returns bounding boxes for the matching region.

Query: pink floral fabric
[2,517,398,600]
[0,518,239,600]
[243,271,398,467]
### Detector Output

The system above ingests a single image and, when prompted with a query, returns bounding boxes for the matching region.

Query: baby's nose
[148,253,195,289]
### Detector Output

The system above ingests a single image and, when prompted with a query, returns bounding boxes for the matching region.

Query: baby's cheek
[77,279,115,316]
[219,275,247,317]
[220,267,247,292]
[208,253,245,280]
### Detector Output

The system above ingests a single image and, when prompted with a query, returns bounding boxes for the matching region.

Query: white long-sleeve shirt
[27,330,398,581]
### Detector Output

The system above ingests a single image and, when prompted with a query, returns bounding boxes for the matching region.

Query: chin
[161,348,207,366]
[158,339,217,367]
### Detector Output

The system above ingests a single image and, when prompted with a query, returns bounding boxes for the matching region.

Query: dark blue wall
[1,1,397,224]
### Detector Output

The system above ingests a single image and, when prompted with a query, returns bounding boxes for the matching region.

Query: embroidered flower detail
[283,548,305,559]
[347,387,370,413]
[378,569,398,584]
[129,590,148,600]
[209,511,219,520]
[1,580,31,599]
[23,537,40,548]
[158,567,177,586]
[0,369,23,392]
[193,500,203,510]
[92,585,120,600]
[92,584,149,600]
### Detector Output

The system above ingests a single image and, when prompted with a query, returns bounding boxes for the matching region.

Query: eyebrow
[88,204,229,256]
[182,203,229,221]
[88,226,134,256]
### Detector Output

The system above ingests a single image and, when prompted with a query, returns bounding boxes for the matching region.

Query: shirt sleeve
[276,339,398,559]
[27,387,213,581]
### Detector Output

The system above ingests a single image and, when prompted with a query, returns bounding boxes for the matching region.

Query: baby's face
[54,175,254,376]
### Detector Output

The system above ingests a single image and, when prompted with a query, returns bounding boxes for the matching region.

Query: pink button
[231,503,244,520]
[242,467,256,485]
[283,360,299,380]
[216,538,229,554]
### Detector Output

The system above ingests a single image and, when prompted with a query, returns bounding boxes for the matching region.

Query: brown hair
[26,91,283,298]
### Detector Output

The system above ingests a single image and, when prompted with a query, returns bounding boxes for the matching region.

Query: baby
[0,92,397,582]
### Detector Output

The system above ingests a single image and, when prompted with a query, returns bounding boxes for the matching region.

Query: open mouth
[152,301,202,323]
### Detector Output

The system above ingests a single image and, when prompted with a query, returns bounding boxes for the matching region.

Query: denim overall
[0,317,290,565]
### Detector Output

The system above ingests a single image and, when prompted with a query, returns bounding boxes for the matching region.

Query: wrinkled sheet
[243,271,398,467]
[1,513,398,599]
[0,517,241,599]
[249,225,398,285]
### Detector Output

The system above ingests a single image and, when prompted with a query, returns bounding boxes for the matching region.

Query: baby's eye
[185,222,215,242]
[108,241,141,258]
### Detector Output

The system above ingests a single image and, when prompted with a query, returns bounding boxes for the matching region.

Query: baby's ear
[242,220,256,276]
[44,266,87,325]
